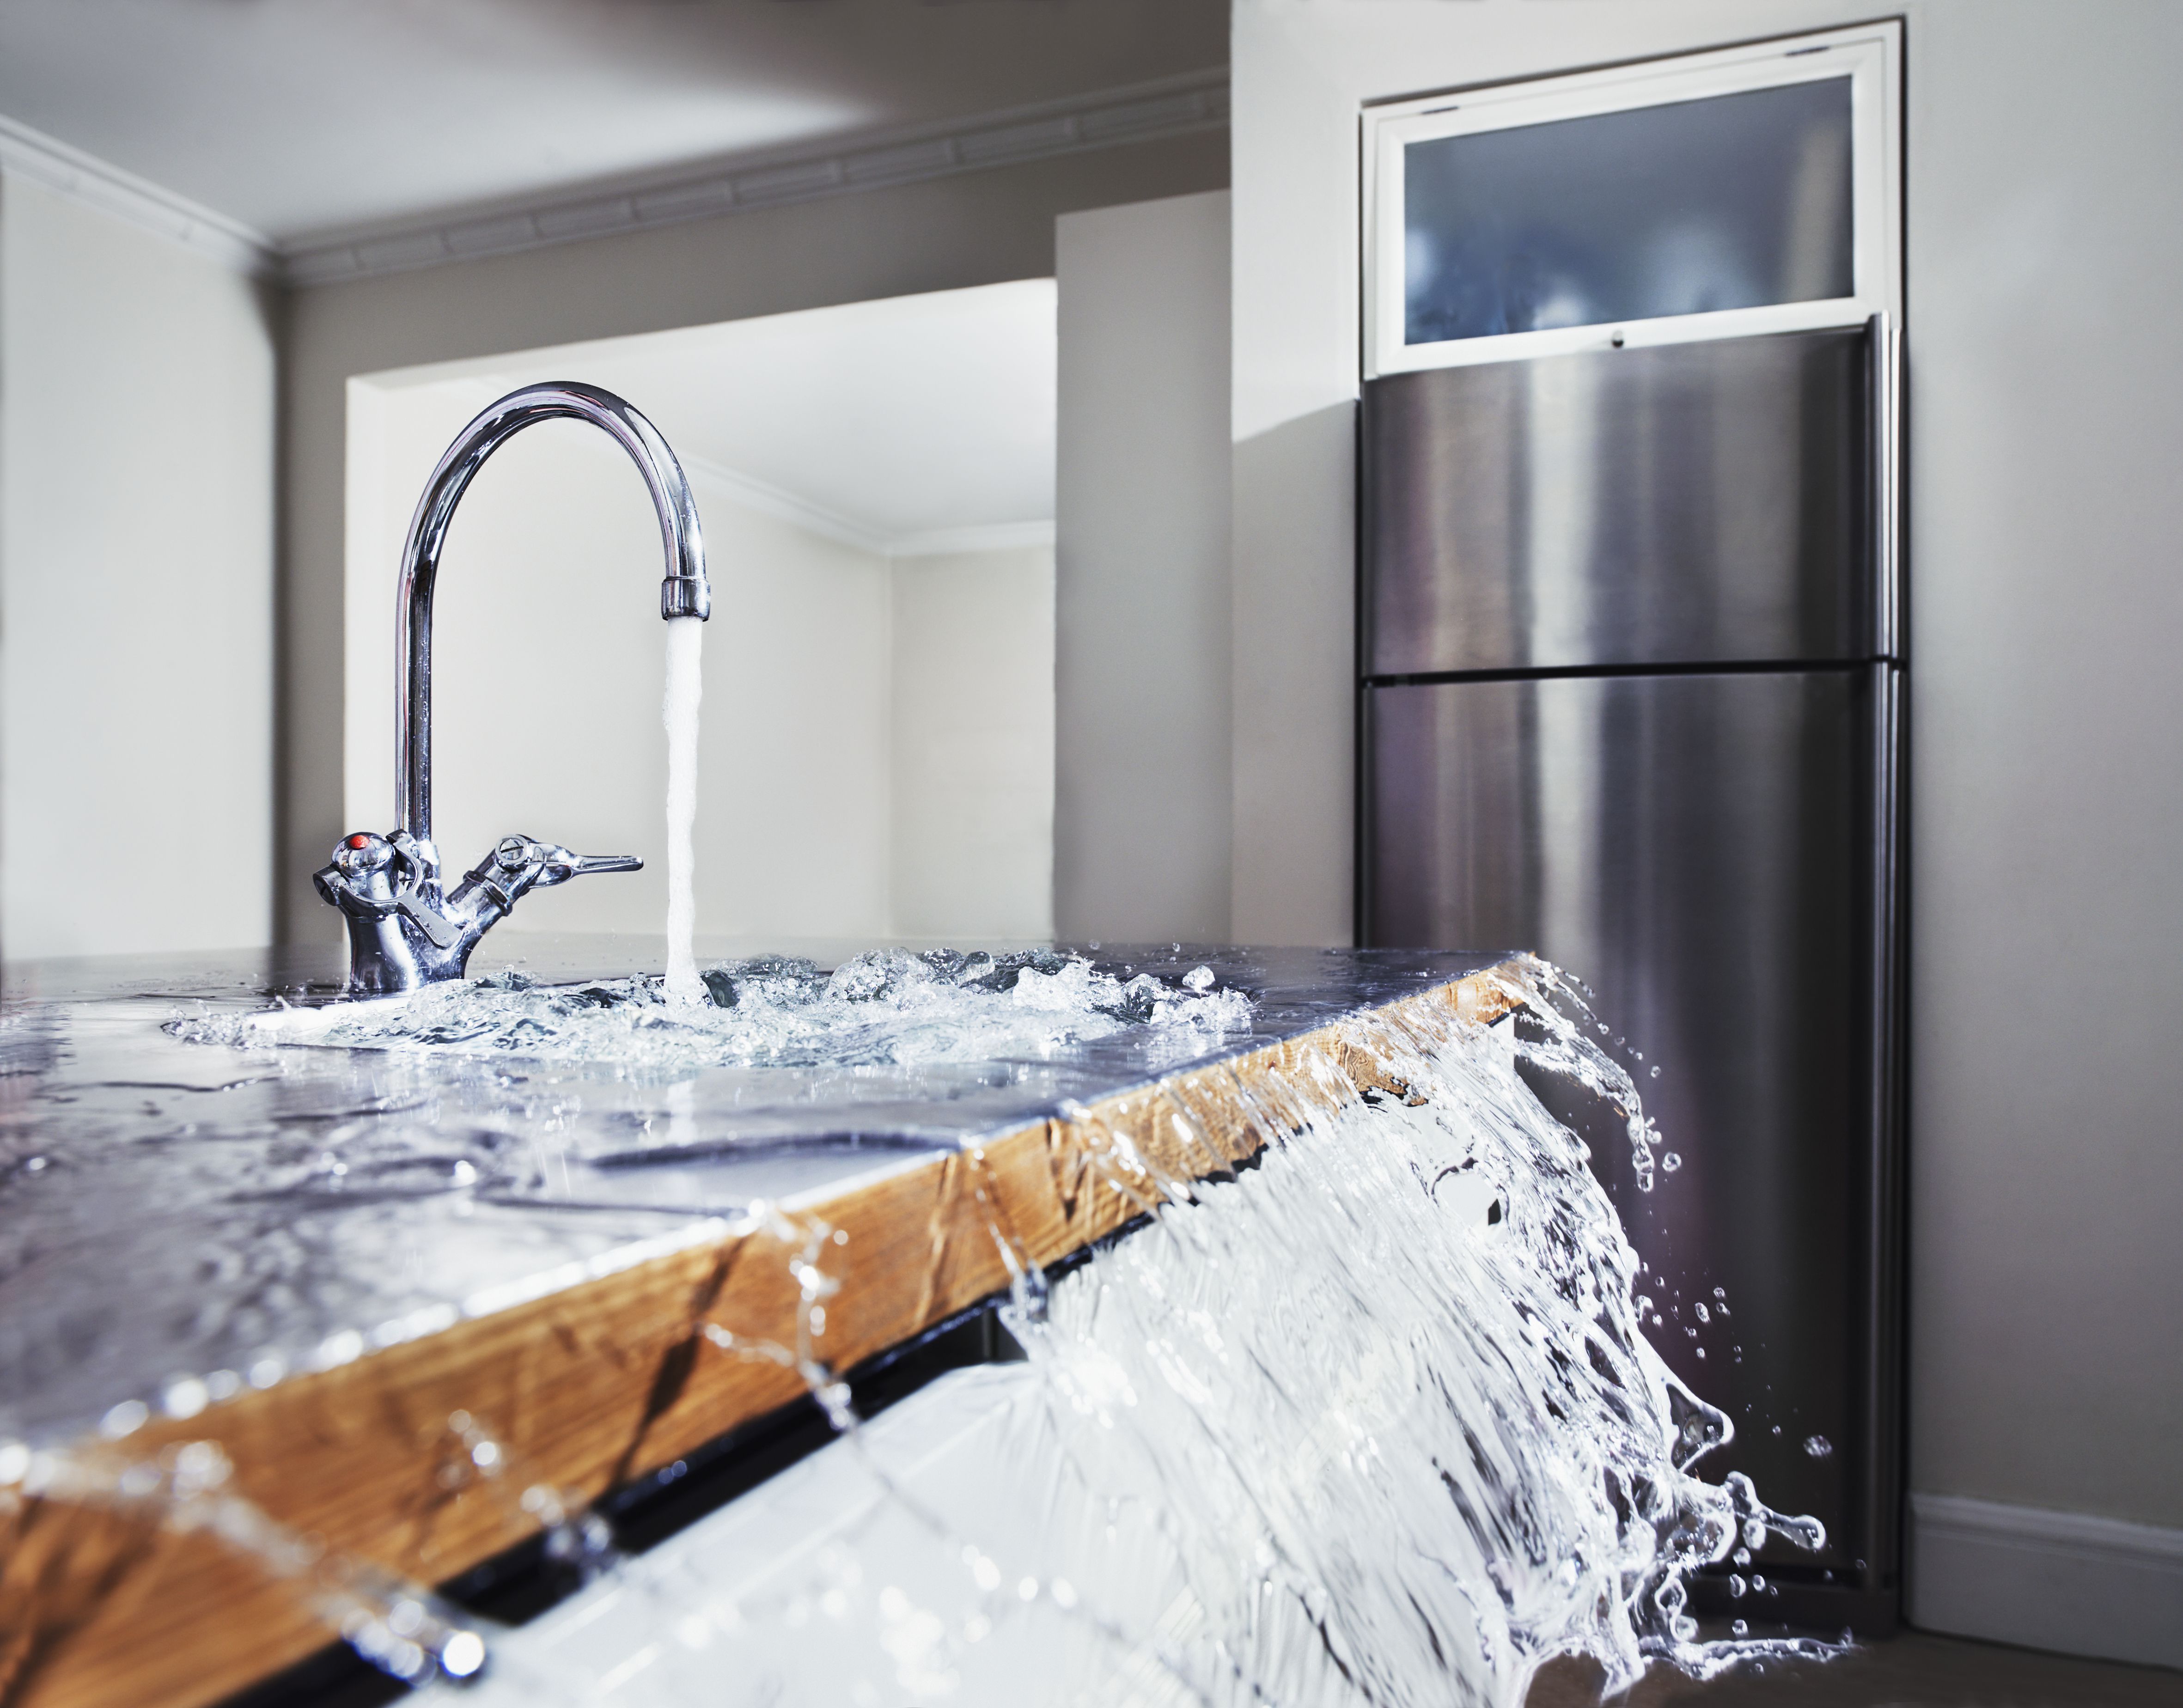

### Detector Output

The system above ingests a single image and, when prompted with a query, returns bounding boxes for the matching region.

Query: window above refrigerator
[1363,22,1903,378]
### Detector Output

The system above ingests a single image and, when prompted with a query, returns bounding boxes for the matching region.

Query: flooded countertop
[0,937,1506,1446]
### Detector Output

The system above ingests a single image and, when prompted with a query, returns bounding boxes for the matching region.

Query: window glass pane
[1403,77,1853,345]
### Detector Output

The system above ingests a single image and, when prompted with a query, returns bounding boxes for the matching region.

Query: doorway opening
[343,280,1058,952]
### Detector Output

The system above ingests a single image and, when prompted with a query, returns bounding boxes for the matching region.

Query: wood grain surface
[0,964,1520,1708]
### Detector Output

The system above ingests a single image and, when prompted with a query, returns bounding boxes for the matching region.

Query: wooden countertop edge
[2,959,1525,1708]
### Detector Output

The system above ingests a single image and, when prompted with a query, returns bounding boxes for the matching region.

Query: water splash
[174,949,1254,1073]
[409,956,1838,1705]
[661,616,705,1005]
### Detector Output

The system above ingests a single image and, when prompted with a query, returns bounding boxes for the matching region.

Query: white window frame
[1363,21,1903,378]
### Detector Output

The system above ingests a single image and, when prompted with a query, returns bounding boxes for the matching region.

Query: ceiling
[373,279,1058,548]
[0,0,1225,244]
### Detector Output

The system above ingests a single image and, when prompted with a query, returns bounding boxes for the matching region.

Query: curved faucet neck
[394,380,711,845]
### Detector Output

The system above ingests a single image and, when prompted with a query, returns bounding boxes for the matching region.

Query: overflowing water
[85,956,1846,1704]
[661,616,706,1004]
[971,967,1836,1705]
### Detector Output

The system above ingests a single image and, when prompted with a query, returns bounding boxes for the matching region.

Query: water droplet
[439,1630,486,1678]
[1661,1152,1682,1172]
[1804,1434,1833,1459]
[100,1399,148,1439]
[1650,1064,1661,1078]
[1694,1303,1710,1323]
[316,1330,363,1369]
[1729,1573,1747,1597]
[963,1547,1000,1592]
[1731,1618,1749,1637]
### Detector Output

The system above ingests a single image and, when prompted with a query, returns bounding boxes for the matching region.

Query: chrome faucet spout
[317,382,711,994]
[397,381,710,843]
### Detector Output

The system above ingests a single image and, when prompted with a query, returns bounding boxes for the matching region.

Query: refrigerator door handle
[1871,311,1903,660]
[1862,660,1907,1594]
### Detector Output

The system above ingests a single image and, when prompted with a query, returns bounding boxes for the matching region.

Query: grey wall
[0,175,277,959]
[891,545,1057,942]
[1054,189,1232,944]
[282,131,1226,946]
[1234,0,2183,1666]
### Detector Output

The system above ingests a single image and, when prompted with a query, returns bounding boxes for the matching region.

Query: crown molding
[283,66,1227,288]
[0,111,277,277]
[683,455,893,557]
[890,520,1055,559]
[0,65,1223,291]
[684,456,1051,562]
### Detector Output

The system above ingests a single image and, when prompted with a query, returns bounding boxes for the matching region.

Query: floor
[1528,1632,2183,1707]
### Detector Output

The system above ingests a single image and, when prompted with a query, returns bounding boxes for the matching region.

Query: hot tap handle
[573,854,644,877]
[316,830,459,943]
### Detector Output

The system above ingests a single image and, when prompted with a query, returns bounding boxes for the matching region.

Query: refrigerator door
[1364,667,1898,1598]
[1362,326,1879,676]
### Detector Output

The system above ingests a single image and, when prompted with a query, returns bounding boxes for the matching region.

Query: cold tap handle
[466,836,643,897]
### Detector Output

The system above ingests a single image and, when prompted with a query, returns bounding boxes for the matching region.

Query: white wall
[1234,0,2183,1668]
[0,174,275,959]
[890,546,1055,941]
[1054,190,1232,944]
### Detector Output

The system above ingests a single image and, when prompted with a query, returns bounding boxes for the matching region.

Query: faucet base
[316,831,641,993]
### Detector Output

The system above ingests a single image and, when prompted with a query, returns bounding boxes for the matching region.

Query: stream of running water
[661,616,705,1004]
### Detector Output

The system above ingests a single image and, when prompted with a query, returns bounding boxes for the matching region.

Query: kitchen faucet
[316,382,711,994]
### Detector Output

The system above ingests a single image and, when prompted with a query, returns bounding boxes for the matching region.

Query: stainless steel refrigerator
[1360,321,1904,1633]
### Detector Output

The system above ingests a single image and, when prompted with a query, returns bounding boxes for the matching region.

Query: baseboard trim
[1909,1492,2183,1671]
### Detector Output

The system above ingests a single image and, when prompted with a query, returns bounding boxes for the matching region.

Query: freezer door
[1364,668,1898,1590]
[1362,326,1879,675]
